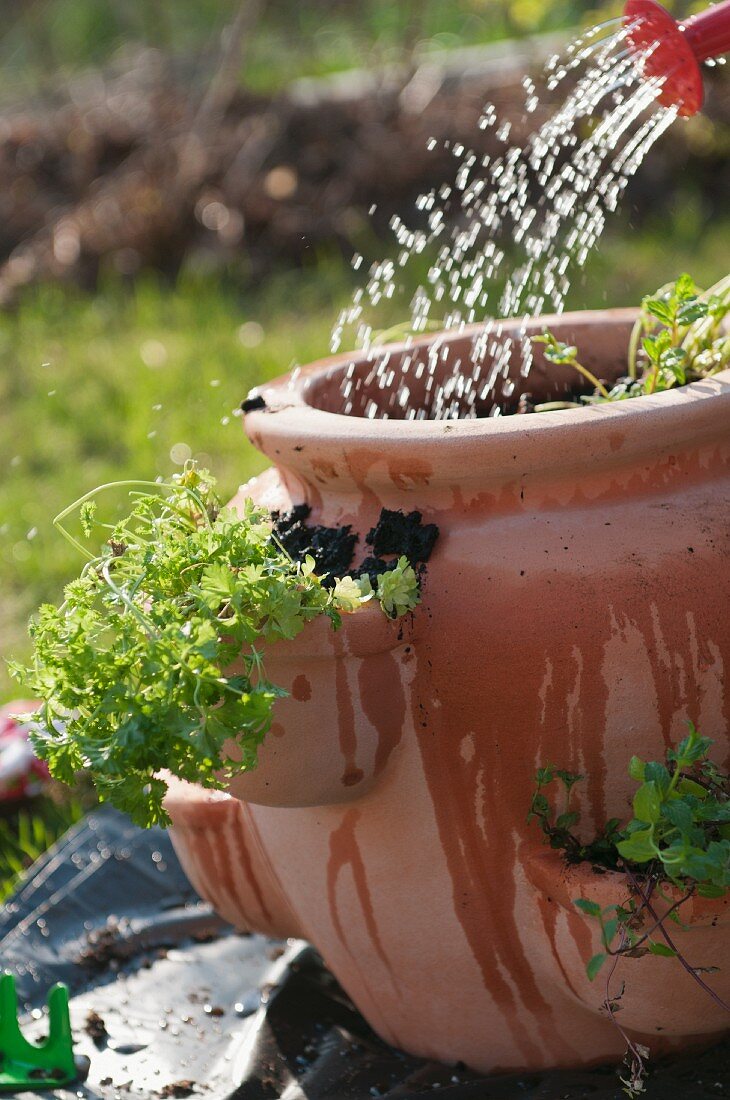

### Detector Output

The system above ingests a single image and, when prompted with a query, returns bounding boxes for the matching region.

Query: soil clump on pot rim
[366,508,439,563]
[271,503,440,586]
[271,503,358,583]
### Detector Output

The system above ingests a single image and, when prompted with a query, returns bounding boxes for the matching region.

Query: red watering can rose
[625,0,730,116]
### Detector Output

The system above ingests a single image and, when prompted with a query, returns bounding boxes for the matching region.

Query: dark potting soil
[78,917,139,972]
[85,1009,110,1048]
[271,503,440,585]
[355,554,401,588]
[366,508,440,563]
[1,807,727,1100]
[240,392,267,414]
[272,503,358,583]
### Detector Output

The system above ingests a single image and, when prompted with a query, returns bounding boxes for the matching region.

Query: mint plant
[532,333,612,402]
[629,273,730,391]
[533,272,730,411]
[530,725,729,1096]
[531,725,729,971]
[12,465,420,827]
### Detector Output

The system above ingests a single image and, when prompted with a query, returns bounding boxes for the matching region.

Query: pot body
[167,311,730,1072]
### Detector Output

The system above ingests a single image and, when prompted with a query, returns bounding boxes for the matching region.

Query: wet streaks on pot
[326,809,401,1034]
[327,809,396,981]
[167,790,301,939]
[411,631,574,1066]
[408,533,728,1058]
[227,811,274,926]
[334,632,365,788]
[534,889,593,1003]
[359,649,407,777]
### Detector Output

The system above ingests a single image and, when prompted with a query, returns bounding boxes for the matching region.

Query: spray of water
[329,20,683,420]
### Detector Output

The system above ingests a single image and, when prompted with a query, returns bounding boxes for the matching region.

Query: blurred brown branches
[0,18,726,303]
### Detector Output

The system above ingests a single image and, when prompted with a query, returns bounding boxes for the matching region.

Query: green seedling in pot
[0,972,81,1092]
[533,272,730,411]
[530,725,730,1097]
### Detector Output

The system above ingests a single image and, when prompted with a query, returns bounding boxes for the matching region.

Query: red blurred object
[625,0,730,117]
[0,702,49,804]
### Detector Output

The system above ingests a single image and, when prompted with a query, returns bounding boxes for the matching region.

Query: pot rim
[527,848,730,922]
[243,308,730,492]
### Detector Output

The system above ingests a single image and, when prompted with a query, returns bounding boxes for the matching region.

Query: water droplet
[140,340,168,368]
[330,23,674,420]
[170,442,192,465]
[238,321,264,348]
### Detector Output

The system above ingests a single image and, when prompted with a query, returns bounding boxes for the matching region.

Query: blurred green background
[0,0,613,96]
[0,0,728,893]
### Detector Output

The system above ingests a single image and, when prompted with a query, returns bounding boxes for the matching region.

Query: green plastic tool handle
[0,972,77,1091]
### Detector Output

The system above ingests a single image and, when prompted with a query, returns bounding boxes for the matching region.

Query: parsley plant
[12,465,420,827]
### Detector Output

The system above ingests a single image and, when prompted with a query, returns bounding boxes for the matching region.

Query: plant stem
[627,318,642,381]
[54,478,215,562]
[645,362,660,395]
[604,927,648,1097]
[568,359,611,400]
[626,868,730,1013]
[101,560,158,637]
[667,758,683,797]
[613,888,690,954]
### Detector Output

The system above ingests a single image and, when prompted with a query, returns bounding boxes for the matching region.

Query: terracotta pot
[165,309,730,1072]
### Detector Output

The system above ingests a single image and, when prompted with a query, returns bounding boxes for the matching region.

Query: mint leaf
[633,781,662,824]
[628,755,645,781]
[586,953,607,981]
[648,943,676,958]
[617,828,657,863]
[643,297,673,325]
[574,898,601,917]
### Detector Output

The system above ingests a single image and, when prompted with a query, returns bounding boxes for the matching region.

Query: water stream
[329,20,683,420]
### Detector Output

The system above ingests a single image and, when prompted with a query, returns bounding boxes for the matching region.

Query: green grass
[0,264,339,701]
[0,0,612,99]
[0,796,85,902]
[1,0,703,101]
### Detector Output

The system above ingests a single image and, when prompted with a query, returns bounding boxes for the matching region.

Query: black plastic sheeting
[0,808,727,1099]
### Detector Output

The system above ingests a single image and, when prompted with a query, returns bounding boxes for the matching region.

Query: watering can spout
[624,0,730,117]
